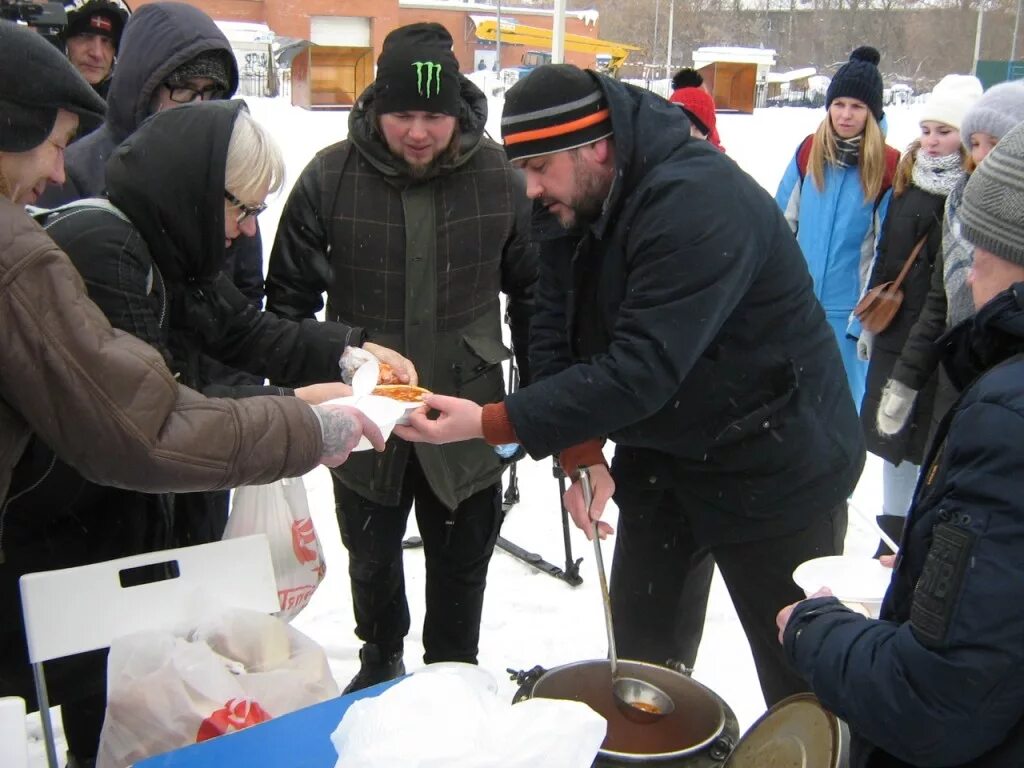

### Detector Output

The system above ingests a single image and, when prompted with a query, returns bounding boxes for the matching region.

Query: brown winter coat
[0,195,322,509]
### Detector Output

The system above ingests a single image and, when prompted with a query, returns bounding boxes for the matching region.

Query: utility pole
[1011,0,1022,63]
[973,0,985,76]
[495,0,502,73]
[651,0,660,87]
[666,0,675,82]
[552,0,566,64]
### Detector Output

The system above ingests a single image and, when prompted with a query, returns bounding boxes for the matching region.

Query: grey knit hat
[960,120,1024,266]
[166,50,234,93]
[960,81,1024,146]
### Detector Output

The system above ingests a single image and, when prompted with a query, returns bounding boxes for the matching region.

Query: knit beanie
[0,21,106,152]
[65,0,128,50]
[919,74,983,131]
[671,67,704,91]
[501,64,612,162]
[959,120,1024,267]
[669,86,724,152]
[374,23,461,116]
[826,46,884,122]
[960,80,1024,145]
[166,50,235,93]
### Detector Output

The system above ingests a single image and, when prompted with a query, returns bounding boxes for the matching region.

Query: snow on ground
[24,92,924,765]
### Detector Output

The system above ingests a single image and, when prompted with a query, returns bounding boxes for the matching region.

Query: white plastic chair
[19,534,280,768]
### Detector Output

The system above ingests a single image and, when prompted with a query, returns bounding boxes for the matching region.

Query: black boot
[342,644,405,694]
[873,514,906,558]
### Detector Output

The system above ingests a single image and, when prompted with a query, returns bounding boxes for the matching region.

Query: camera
[0,0,69,49]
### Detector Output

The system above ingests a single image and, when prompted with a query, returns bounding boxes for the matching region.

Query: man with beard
[395,63,863,708]
[266,22,537,693]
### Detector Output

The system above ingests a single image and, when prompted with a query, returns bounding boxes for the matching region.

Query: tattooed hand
[312,404,386,466]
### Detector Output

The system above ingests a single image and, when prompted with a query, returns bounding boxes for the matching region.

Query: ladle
[579,466,675,725]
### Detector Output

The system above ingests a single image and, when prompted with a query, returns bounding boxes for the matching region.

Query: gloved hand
[876,379,918,436]
[857,331,874,361]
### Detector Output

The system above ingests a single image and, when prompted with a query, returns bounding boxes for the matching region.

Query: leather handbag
[854,235,929,334]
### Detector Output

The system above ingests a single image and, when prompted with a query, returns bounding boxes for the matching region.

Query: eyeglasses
[224,190,267,223]
[163,83,226,104]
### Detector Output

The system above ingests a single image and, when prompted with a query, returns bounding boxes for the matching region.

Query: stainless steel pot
[513,659,739,766]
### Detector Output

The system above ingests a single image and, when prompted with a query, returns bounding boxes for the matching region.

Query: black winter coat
[861,183,946,465]
[785,285,1024,768]
[507,74,864,544]
[267,77,537,511]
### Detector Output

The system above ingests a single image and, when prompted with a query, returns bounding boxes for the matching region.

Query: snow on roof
[215,20,274,44]
[404,0,598,24]
[765,67,816,84]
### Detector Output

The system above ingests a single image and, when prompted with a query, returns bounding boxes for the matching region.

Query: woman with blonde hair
[860,74,980,554]
[776,46,901,407]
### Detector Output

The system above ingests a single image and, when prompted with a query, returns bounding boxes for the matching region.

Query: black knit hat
[166,50,235,94]
[826,46,884,122]
[65,0,128,50]
[501,64,613,162]
[374,23,461,116]
[0,21,106,152]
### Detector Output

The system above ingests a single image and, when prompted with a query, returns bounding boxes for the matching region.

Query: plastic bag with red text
[223,477,325,621]
[97,609,339,768]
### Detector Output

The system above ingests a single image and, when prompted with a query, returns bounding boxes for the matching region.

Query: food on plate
[372,384,431,403]
[377,362,403,385]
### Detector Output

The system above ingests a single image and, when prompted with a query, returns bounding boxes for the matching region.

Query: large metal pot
[512,659,739,766]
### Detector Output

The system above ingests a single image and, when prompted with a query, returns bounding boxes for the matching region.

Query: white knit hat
[919,74,983,131]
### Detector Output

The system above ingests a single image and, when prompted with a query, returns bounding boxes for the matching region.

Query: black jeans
[610,482,847,708]
[333,457,503,664]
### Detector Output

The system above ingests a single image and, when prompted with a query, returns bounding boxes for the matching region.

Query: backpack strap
[29,197,132,227]
[795,134,814,185]
[318,141,353,229]
[874,145,902,212]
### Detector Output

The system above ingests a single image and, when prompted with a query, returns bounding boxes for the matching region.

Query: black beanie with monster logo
[374,23,461,117]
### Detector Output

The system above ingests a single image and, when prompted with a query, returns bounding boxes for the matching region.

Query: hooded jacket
[784,285,1024,768]
[1,102,351,709]
[39,2,238,205]
[267,76,537,511]
[505,75,864,543]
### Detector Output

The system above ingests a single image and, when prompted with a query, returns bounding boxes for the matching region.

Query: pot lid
[723,693,845,768]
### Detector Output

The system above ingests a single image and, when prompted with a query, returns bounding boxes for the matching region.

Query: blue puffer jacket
[776,136,897,405]
[783,284,1024,768]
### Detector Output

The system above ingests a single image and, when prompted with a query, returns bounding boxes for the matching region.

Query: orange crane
[473,19,641,77]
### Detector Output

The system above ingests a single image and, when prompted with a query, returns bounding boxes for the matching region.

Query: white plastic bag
[331,663,606,768]
[224,477,325,621]
[97,609,339,768]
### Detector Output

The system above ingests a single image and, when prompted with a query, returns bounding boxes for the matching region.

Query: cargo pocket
[453,334,511,402]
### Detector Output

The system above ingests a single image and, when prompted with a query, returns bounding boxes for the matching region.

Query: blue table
[135,680,400,767]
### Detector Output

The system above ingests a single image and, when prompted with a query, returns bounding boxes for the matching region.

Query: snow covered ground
[23,89,924,765]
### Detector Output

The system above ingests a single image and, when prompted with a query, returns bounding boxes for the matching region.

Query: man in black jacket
[777,120,1024,768]
[62,0,127,103]
[396,64,863,707]
[266,23,537,693]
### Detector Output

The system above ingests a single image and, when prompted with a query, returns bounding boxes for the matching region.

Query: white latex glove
[876,379,917,437]
[857,331,875,361]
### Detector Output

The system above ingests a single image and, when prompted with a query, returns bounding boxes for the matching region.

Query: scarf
[833,134,861,168]
[943,174,977,327]
[912,150,964,198]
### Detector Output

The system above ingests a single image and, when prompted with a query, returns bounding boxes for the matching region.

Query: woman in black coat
[860,94,971,552]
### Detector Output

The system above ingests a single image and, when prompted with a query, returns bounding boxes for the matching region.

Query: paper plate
[792,555,891,605]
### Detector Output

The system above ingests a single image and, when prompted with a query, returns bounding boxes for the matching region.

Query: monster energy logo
[413,61,443,98]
